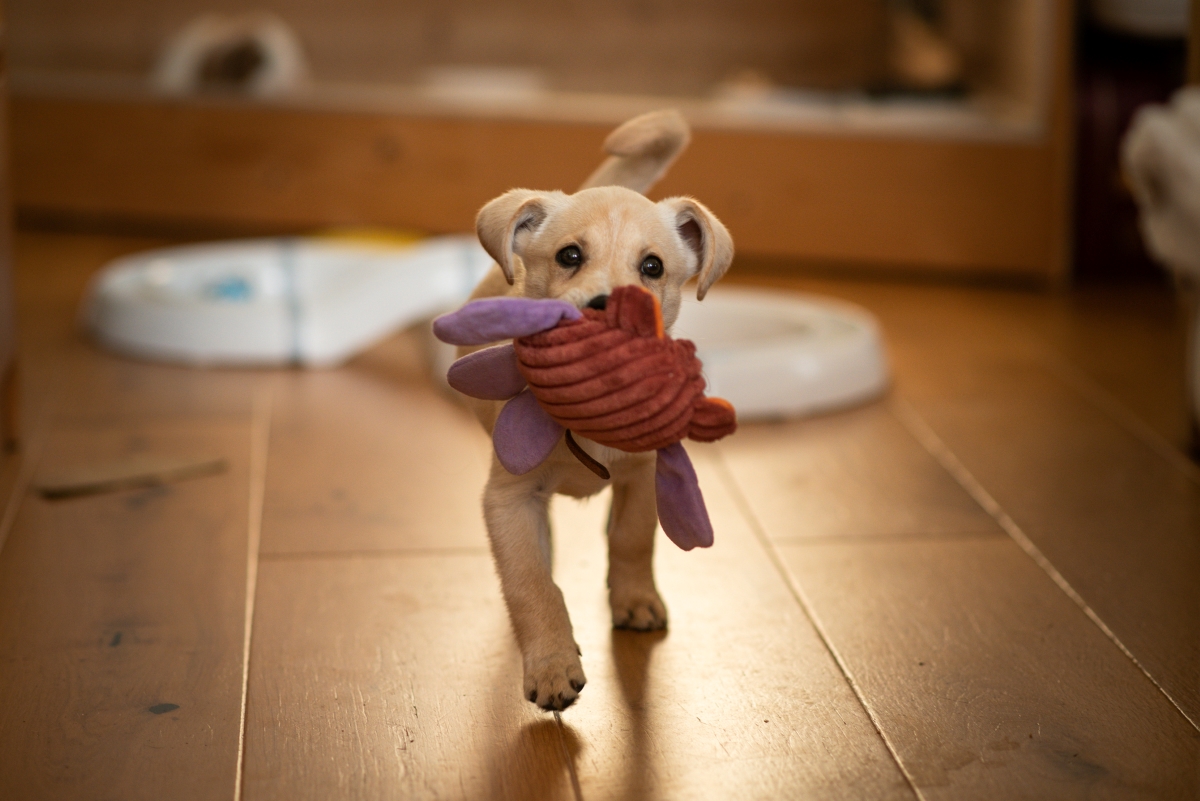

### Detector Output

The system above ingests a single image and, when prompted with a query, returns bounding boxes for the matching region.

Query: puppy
[461,111,733,711]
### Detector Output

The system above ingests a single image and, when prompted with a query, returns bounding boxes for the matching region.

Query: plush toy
[433,285,737,551]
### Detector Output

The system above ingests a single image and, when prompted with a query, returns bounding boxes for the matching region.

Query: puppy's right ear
[476,189,556,285]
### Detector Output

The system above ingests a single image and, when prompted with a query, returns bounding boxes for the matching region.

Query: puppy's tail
[578,109,690,195]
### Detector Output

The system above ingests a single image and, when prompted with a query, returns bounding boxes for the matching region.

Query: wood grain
[723,274,1192,459]
[259,332,492,555]
[723,271,1200,742]
[550,445,915,801]
[718,404,1002,542]
[0,230,266,799]
[0,420,255,799]
[895,360,1200,728]
[243,554,578,801]
[3,229,1194,800]
[773,537,1200,799]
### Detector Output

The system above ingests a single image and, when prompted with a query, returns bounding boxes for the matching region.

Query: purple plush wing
[447,343,526,400]
[493,389,564,475]
[433,297,582,346]
[654,443,714,551]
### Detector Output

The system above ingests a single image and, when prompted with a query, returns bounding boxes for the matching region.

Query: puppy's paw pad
[523,653,587,711]
[611,590,668,631]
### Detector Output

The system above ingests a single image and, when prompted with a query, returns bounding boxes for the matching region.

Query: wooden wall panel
[11,90,1070,278]
[8,0,1074,278]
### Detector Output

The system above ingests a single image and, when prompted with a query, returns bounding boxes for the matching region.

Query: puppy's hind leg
[483,461,586,711]
[607,463,668,631]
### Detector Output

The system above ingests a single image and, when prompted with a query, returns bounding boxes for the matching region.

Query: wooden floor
[1,231,1198,800]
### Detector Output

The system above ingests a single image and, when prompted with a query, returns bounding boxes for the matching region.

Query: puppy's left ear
[661,197,733,300]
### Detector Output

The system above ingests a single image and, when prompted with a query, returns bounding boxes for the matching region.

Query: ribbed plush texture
[513,285,736,452]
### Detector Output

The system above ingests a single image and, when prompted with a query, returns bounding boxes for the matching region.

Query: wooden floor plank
[773,537,1200,799]
[0,230,265,799]
[7,230,1196,799]
[248,340,574,799]
[242,554,576,801]
[724,274,1190,451]
[718,403,1001,542]
[0,419,255,800]
[550,445,916,801]
[260,333,491,555]
[894,360,1200,728]
[726,272,1200,735]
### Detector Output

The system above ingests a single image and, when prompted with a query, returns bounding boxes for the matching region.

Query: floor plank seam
[1042,356,1200,486]
[891,396,1200,735]
[234,385,274,801]
[709,447,926,801]
[0,423,45,560]
[771,528,1006,547]
[0,362,63,561]
[553,711,585,801]
[258,546,491,561]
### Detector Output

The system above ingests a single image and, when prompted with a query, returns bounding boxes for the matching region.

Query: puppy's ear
[476,189,557,285]
[661,197,733,300]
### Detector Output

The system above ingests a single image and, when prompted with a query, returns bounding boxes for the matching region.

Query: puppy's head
[476,186,733,329]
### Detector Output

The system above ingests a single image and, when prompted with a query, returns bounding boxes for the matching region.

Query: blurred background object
[152,11,308,97]
[1121,0,1200,454]
[5,0,1073,283]
[85,234,490,366]
[884,0,966,94]
[1073,0,1188,282]
[1090,0,1190,37]
[1124,89,1200,281]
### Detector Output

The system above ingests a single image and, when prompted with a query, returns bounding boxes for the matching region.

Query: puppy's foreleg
[607,466,668,631]
[483,461,586,711]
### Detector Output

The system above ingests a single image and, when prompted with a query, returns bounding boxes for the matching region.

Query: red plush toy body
[513,285,737,453]
[433,285,737,551]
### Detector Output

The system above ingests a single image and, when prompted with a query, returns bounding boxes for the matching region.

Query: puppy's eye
[556,245,583,268]
[640,255,664,279]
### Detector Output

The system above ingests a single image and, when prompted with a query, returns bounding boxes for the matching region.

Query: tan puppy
[462,111,733,711]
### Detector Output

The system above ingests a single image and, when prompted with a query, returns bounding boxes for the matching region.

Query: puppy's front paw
[524,651,587,711]
[610,586,668,631]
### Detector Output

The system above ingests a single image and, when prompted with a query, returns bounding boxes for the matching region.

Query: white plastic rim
[674,288,889,420]
[86,235,492,367]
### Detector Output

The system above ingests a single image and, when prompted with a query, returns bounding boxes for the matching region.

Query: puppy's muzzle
[586,294,609,311]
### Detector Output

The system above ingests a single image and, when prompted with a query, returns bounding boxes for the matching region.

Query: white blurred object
[674,289,889,420]
[87,238,889,419]
[87,236,492,366]
[1090,0,1190,37]
[421,66,546,105]
[1124,88,1200,277]
[153,12,308,96]
[1123,86,1200,436]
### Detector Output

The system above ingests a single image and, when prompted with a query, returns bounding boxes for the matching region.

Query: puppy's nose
[586,294,608,311]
